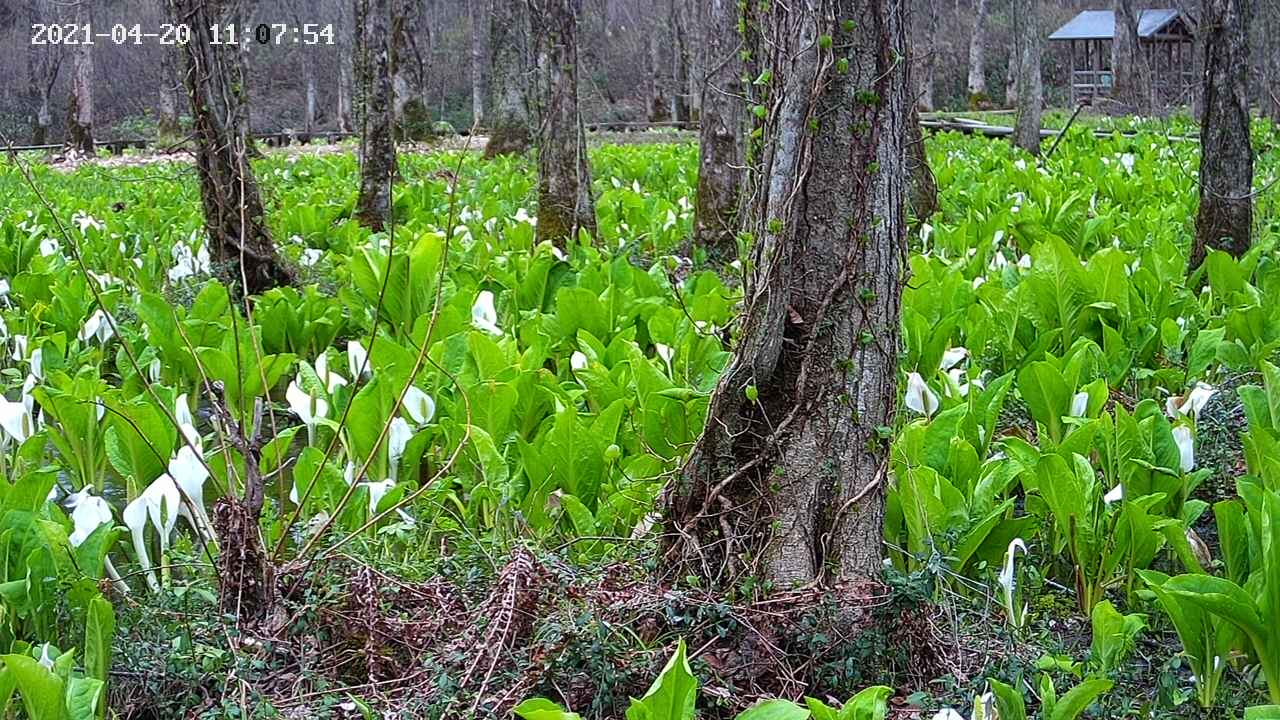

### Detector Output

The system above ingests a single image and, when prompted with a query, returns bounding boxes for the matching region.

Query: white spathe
[905,372,940,417]
[315,353,349,394]
[1069,390,1090,417]
[471,290,502,336]
[78,308,116,344]
[348,340,370,379]
[286,380,329,427]
[940,347,969,370]
[1173,424,1195,472]
[402,386,435,426]
[0,392,37,445]
[123,474,182,592]
[66,488,113,547]
[366,478,396,516]
[1166,382,1216,422]
[1103,484,1124,505]
[388,417,412,481]
[570,351,588,371]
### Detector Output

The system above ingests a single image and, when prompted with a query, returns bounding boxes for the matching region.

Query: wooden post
[1070,40,1077,105]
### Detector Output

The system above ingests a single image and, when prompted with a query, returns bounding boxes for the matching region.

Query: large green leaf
[2,654,65,720]
[1048,679,1112,720]
[625,639,698,720]
[734,699,809,720]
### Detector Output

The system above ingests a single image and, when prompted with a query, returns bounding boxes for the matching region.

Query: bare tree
[908,106,938,220]
[67,0,94,155]
[691,0,743,253]
[1012,0,1042,155]
[647,32,671,122]
[157,45,182,139]
[355,0,396,230]
[1262,0,1280,123]
[484,0,533,157]
[663,0,909,586]
[915,0,938,110]
[1112,0,1150,113]
[25,0,61,145]
[531,0,597,244]
[470,0,488,125]
[167,0,291,296]
[967,0,990,107]
[1192,0,1253,267]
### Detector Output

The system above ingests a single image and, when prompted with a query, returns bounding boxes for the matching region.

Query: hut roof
[1048,9,1191,41]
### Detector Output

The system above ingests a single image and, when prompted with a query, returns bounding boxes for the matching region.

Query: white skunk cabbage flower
[286,380,329,428]
[0,384,39,445]
[905,372,940,417]
[168,443,212,540]
[998,538,1029,629]
[347,340,370,379]
[932,710,964,720]
[401,386,435,426]
[570,351,588,371]
[37,643,55,670]
[72,212,104,233]
[123,474,181,592]
[39,237,60,257]
[1173,424,1195,472]
[514,207,536,226]
[365,478,396,516]
[1166,382,1216,422]
[388,417,412,481]
[1016,254,1032,270]
[1103,484,1124,505]
[471,290,502,336]
[29,349,42,380]
[940,347,968,371]
[167,240,212,282]
[1069,390,1090,417]
[66,488,113,547]
[300,248,324,267]
[314,353,348,394]
[655,343,674,374]
[78,308,115,345]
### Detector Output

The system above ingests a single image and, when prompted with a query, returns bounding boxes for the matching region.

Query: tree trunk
[356,0,397,230]
[662,0,908,587]
[167,0,292,296]
[907,106,938,220]
[916,0,937,111]
[26,1,59,146]
[158,45,182,139]
[1262,0,1280,123]
[1012,0,1043,156]
[470,0,488,126]
[1192,0,1253,267]
[648,32,671,123]
[967,0,989,107]
[531,0,597,245]
[1112,0,1149,113]
[692,0,744,253]
[671,1,692,124]
[301,50,318,140]
[484,0,532,157]
[1004,49,1018,108]
[67,0,94,156]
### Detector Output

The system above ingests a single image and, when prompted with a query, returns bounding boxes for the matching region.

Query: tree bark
[1012,0,1043,156]
[355,0,397,230]
[692,0,744,253]
[648,32,671,123]
[966,0,989,107]
[1262,0,1280,123]
[470,0,488,126]
[662,0,908,588]
[1112,0,1150,113]
[531,0,597,245]
[26,0,60,146]
[1192,0,1253,267]
[66,0,94,156]
[915,0,937,110]
[907,106,938,220]
[158,45,182,139]
[484,0,533,157]
[167,0,292,296]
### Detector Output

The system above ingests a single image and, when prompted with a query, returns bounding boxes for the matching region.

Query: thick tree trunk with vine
[168,0,293,296]
[26,1,60,146]
[66,0,94,156]
[1192,0,1253,268]
[966,0,989,107]
[355,0,397,231]
[531,0,597,245]
[1112,0,1150,113]
[1012,0,1043,156]
[484,0,532,157]
[662,0,908,587]
[692,0,744,254]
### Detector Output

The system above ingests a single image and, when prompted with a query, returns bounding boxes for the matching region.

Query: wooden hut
[1048,9,1196,106]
